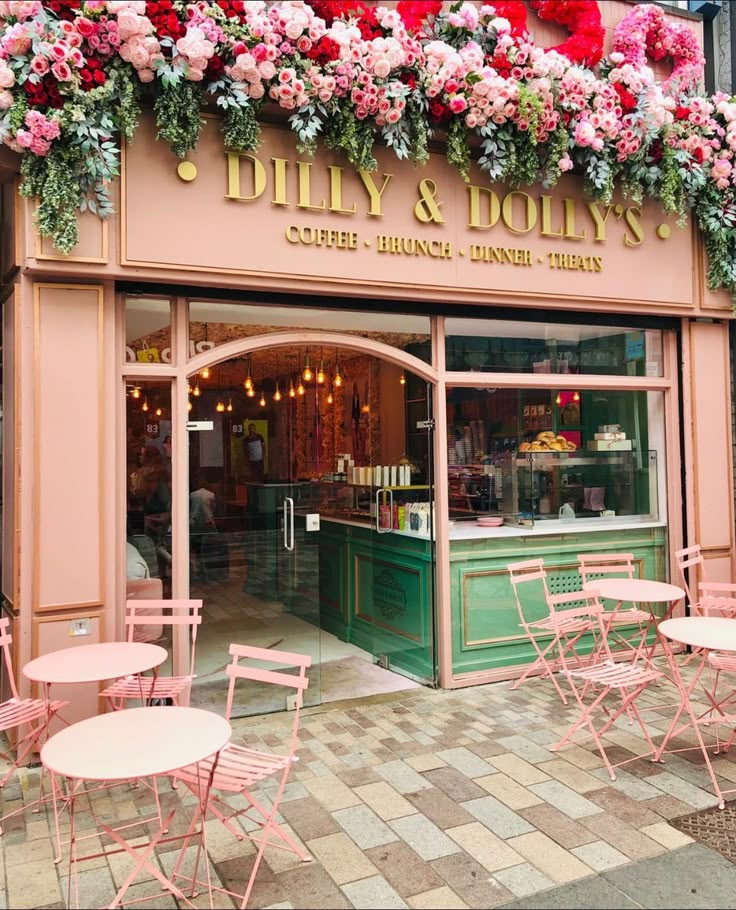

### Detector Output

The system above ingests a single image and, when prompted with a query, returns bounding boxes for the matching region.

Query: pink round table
[24,641,168,686]
[42,706,231,909]
[655,616,736,809]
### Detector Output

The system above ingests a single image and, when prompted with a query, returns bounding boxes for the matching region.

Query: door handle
[284,497,295,551]
[375,488,393,534]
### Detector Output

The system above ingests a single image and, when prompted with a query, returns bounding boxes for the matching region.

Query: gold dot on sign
[364,239,371,247]
[656,224,671,240]
[538,256,544,263]
[459,249,465,256]
[177,161,197,182]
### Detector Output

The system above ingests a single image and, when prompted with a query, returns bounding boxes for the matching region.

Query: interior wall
[379,361,407,466]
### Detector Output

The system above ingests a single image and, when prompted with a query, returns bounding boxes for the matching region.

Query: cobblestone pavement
[1,664,735,909]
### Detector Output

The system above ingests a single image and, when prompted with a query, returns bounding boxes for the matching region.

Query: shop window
[188,301,432,364]
[125,380,173,605]
[125,297,172,365]
[446,318,664,378]
[446,387,665,527]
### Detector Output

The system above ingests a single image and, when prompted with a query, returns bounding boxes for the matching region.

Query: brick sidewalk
[1,666,734,909]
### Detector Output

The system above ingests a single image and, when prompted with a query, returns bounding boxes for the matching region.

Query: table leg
[653,638,727,808]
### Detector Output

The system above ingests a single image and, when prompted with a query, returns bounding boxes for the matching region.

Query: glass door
[187,353,321,717]
[363,371,438,685]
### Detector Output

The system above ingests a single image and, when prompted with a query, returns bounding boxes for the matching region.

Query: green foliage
[20,146,82,254]
[324,107,377,172]
[222,103,261,153]
[154,81,205,158]
[446,117,471,181]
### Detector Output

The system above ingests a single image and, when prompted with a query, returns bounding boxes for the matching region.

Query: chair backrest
[578,553,636,586]
[224,644,311,746]
[675,544,706,606]
[125,599,202,678]
[508,558,550,625]
[126,579,165,643]
[0,617,18,701]
[545,591,610,668]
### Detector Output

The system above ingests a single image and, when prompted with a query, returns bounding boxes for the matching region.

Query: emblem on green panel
[372,569,408,620]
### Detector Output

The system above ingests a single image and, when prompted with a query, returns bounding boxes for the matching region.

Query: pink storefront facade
[0,5,734,721]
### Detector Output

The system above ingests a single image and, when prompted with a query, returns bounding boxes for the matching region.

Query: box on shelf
[587,440,633,451]
[594,432,626,441]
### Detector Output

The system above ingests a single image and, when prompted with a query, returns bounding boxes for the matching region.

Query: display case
[307,480,433,537]
[507,449,659,527]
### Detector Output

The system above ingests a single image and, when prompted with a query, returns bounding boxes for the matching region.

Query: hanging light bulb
[333,348,342,387]
[226,397,233,412]
[200,367,210,380]
[244,354,253,391]
[187,382,192,394]
[399,374,406,385]
[193,382,201,397]
[246,386,256,398]
[327,389,334,405]
[273,384,282,402]
[259,391,266,407]
[288,376,296,398]
[573,390,580,402]
[297,380,305,396]
[188,400,193,412]
[216,398,226,413]
[316,348,326,384]
[141,399,149,412]
[302,348,313,383]
[131,386,141,400]
[155,407,163,417]
[555,392,562,406]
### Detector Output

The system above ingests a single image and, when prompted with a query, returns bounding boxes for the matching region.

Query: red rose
[692,146,705,164]
[614,83,636,112]
[675,106,691,121]
[93,70,106,85]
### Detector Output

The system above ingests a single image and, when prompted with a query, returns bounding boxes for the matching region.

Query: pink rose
[76,17,97,38]
[138,68,155,83]
[50,42,69,62]
[0,60,14,88]
[51,61,72,82]
[0,90,13,110]
[449,96,467,114]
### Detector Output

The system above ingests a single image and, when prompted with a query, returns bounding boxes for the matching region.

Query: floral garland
[1,2,736,300]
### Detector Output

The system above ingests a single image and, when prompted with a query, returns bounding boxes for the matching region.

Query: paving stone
[645,771,718,810]
[306,832,378,885]
[341,875,409,909]
[264,862,351,909]
[6,857,61,909]
[377,760,434,794]
[389,814,462,861]
[423,767,488,802]
[333,805,399,850]
[475,774,543,811]
[431,851,515,909]
[529,780,603,819]
[461,795,536,839]
[519,804,598,850]
[579,812,665,861]
[489,754,552,786]
[493,862,556,898]
[496,736,555,765]
[640,794,696,820]
[303,775,363,811]
[59,867,117,909]
[407,885,468,909]
[587,787,662,827]
[365,841,445,898]
[494,875,640,909]
[353,782,418,821]
[406,787,475,830]
[436,747,497,779]
[406,754,448,773]
[505,831,594,885]
[571,840,630,871]
[279,796,341,841]
[536,760,605,794]
[640,821,694,850]
[446,822,524,872]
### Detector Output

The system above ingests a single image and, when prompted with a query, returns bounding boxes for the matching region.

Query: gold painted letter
[623,207,644,246]
[468,186,500,229]
[226,152,266,201]
[359,171,393,217]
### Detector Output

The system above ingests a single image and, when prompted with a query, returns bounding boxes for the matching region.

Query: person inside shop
[243,423,266,481]
[190,475,216,581]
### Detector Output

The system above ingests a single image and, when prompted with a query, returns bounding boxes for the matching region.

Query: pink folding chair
[0,617,68,832]
[550,592,664,780]
[508,559,595,704]
[100,599,201,709]
[578,553,651,653]
[675,545,736,620]
[125,579,165,644]
[170,643,312,909]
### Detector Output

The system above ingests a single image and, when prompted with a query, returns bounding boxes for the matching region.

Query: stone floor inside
[3,659,736,909]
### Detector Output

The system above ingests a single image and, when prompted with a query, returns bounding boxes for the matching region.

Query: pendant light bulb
[244,375,253,391]
[334,370,343,388]
[216,400,225,413]
[302,349,313,382]
[555,392,562,406]
[200,367,210,380]
[288,377,296,398]
[259,391,266,407]
[226,398,233,412]
[155,407,162,417]
[193,383,201,397]
[399,374,406,385]
[297,381,305,396]
[188,400,193,412]
[327,390,334,405]
[141,399,149,412]
[246,386,255,398]
[573,390,580,402]
[316,353,326,384]
[131,386,141,399]
[273,384,282,402]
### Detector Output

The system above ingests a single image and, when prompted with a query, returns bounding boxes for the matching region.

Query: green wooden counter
[449,522,667,680]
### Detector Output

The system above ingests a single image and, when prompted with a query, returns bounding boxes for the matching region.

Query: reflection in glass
[125,297,172,365]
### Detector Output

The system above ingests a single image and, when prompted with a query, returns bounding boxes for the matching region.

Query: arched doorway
[185,334,438,717]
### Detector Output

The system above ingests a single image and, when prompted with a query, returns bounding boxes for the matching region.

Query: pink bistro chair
[508,559,595,704]
[578,553,652,653]
[550,592,664,780]
[100,599,202,709]
[170,643,312,909]
[0,616,68,832]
